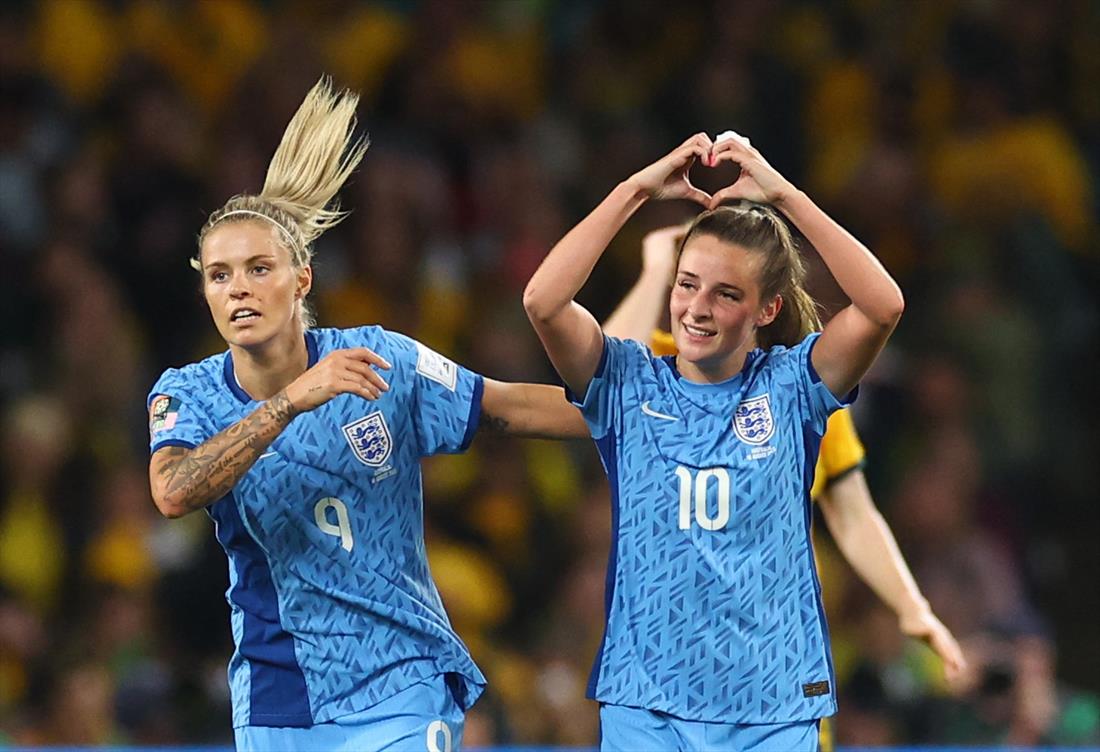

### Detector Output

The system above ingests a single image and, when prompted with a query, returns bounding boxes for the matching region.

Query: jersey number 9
[314,497,354,552]
[676,466,731,531]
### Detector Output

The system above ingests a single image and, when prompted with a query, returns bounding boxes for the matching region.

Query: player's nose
[228,273,253,298]
[686,295,710,320]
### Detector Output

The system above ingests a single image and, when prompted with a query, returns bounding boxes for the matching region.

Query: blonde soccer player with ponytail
[604,223,964,752]
[524,132,913,751]
[146,78,585,751]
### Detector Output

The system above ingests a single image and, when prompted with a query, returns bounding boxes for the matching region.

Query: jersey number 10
[675,466,731,531]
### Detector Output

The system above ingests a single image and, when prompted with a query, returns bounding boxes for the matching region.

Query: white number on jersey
[314,497,354,552]
[676,466,731,531]
[426,719,453,752]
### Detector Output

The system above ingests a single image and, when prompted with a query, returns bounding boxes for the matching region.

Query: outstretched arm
[479,379,589,439]
[524,134,713,394]
[149,348,390,517]
[818,470,967,681]
[710,138,904,397]
[603,225,686,342]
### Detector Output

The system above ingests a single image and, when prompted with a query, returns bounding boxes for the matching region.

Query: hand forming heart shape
[705,132,794,208]
[627,131,795,210]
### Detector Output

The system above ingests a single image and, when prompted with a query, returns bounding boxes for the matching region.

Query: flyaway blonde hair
[195,76,369,273]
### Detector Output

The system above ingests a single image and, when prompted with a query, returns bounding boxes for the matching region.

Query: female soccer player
[524,132,907,750]
[146,78,585,751]
[604,223,965,751]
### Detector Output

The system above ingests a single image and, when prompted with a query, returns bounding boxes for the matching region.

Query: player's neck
[229,329,309,401]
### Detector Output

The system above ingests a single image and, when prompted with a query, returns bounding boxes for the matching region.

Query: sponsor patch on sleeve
[149,395,181,435]
[415,342,457,392]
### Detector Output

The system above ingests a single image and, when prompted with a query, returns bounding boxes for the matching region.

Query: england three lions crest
[733,394,774,445]
[343,412,393,467]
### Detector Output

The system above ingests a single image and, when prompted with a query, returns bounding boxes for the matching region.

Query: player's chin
[222,323,270,349]
[677,335,719,360]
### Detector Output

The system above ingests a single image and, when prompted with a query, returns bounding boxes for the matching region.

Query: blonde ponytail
[197,76,369,269]
[259,77,368,249]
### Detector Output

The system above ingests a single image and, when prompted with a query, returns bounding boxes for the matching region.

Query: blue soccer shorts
[600,703,821,752]
[235,673,464,752]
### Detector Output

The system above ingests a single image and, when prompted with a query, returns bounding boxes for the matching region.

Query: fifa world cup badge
[149,395,180,435]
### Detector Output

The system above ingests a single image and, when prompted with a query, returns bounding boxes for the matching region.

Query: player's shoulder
[312,325,432,372]
[149,352,226,403]
[341,327,468,392]
[311,324,389,352]
[753,333,820,376]
[606,334,661,370]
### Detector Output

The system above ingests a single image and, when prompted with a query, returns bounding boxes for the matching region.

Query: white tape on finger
[715,130,751,147]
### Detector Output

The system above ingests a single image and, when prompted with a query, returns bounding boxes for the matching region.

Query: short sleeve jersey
[650,329,865,502]
[576,333,852,723]
[147,327,486,728]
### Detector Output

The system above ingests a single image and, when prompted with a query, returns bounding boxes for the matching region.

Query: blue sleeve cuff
[460,375,485,451]
[150,438,197,455]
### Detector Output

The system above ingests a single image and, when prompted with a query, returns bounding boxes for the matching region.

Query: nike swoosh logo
[641,402,679,421]
[258,451,277,460]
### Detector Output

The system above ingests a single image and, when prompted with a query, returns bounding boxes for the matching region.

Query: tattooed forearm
[151,390,300,516]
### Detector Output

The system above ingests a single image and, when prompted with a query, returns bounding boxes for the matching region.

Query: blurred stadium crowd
[0,0,1098,746]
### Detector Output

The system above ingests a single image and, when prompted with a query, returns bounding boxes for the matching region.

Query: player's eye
[210,270,228,283]
[252,265,269,275]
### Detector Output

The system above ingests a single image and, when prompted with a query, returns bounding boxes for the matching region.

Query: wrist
[897,596,932,623]
[773,185,805,213]
[618,178,652,204]
[271,388,301,423]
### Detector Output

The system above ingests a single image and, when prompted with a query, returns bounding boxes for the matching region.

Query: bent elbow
[890,289,906,322]
[522,284,552,324]
[875,289,905,329]
[154,499,185,519]
[151,489,190,519]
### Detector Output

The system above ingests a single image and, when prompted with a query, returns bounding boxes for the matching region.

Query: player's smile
[680,321,716,340]
[670,235,773,381]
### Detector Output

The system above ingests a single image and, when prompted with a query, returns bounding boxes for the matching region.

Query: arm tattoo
[480,410,510,433]
[153,390,299,514]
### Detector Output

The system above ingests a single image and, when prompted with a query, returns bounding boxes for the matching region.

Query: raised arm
[524,134,713,394]
[149,348,390,517]
[818,471,966,681]
[602,225,686,342]
[710,138,905,397]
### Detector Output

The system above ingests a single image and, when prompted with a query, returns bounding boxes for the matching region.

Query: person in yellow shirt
[604,225,965,750]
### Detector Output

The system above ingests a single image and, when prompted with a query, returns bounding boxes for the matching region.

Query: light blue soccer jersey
[147,327,486,728]
[574,332,850,724]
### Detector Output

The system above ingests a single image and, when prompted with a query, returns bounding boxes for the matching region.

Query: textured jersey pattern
[649,328,864,501]
[148,327,485,727]
[576,333,850,723]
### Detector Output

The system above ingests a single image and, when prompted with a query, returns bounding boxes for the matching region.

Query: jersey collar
[223,330,320,404]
